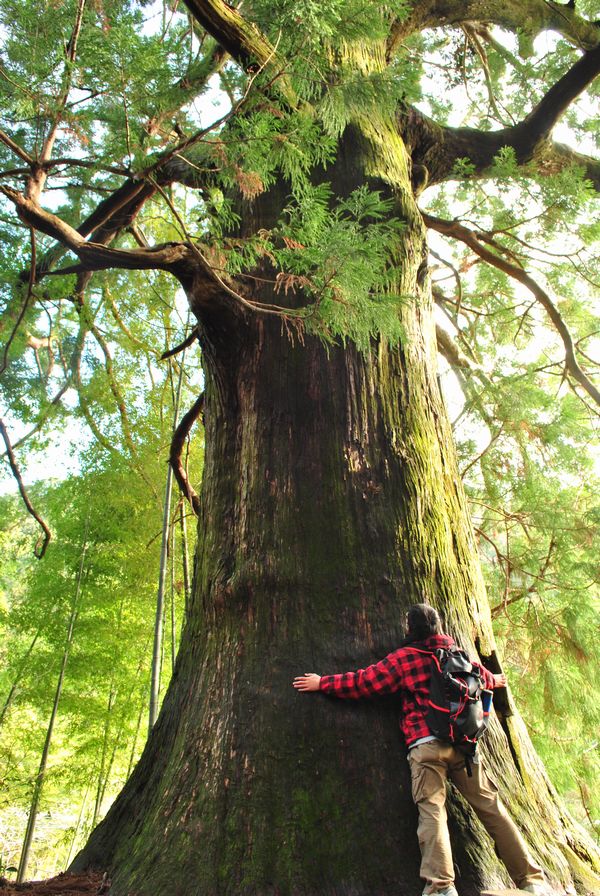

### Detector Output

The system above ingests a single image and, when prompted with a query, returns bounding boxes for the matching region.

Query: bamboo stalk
[17,535,89,882]
[92,686,117,828]
[148,347,187,732]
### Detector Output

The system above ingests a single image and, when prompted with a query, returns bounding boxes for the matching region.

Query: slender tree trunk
[149,355,187,731]
[72,117,600,894]
[18,542,89,882]
[148,456,173,734]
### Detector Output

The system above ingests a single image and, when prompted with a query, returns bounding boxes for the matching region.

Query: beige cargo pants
[408,741,545,894]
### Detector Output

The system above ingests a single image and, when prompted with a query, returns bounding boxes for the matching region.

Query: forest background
[0,0,599,885]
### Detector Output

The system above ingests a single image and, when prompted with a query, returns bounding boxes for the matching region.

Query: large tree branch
[0,185,195,277]
[388,0,600,59]
[182,0,271,70]
[534,140,600,191]
[521,42,600,139]
[401,43,600,189]
[1,184,275,327]
[181,0,296,105]
[423,211,600,408]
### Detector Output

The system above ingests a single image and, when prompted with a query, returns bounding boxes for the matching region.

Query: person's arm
[293,651,405,699]
[474,661,507,690]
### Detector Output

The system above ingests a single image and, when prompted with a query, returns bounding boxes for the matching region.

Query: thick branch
[423,211,600,408]
[535,140,600,191]
[169,394,204,515]
[401,43,600,188]
[0,418,51,558]
[181,0,296,105]
[182,0,273,70]
[388,0,600,58]
[521,42,600,142]
[76,181,157,244]
[0,185,195,276]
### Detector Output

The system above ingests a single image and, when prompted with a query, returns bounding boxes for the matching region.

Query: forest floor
[0,873,108,895]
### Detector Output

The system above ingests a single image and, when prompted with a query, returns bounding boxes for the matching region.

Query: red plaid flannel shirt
[319,634,496,747]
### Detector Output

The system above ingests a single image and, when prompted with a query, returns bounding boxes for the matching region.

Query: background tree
[0,0,599,894]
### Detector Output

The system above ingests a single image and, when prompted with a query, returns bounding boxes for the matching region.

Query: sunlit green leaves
[0,442,198,875]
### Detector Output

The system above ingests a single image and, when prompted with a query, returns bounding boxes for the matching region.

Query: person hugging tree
[293,603,550,896]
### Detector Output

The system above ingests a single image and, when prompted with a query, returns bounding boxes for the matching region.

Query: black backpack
[418,646,493,764]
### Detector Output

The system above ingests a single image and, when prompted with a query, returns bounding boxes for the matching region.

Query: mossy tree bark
[70,114,600,896]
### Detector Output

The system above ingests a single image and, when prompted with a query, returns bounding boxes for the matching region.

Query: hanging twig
[85,315,158,498]
[461,24,514,125]
[430,249,464,317]
[103,286,157,354]
[0,419,51,558]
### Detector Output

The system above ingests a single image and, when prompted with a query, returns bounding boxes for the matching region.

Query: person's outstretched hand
[293,673,321,692]
[492,672,507,688]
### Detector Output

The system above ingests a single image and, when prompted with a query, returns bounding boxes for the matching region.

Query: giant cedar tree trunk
[71,122,600,896]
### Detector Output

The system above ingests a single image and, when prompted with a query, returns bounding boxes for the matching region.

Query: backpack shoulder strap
[405,646,446,672]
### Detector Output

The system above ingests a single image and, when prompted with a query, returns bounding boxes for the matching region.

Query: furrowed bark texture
[72,115,600,896]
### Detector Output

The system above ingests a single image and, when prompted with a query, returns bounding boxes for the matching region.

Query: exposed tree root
[0,872,108,895]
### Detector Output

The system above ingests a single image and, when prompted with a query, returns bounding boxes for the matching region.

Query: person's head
[405,603,443,641]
